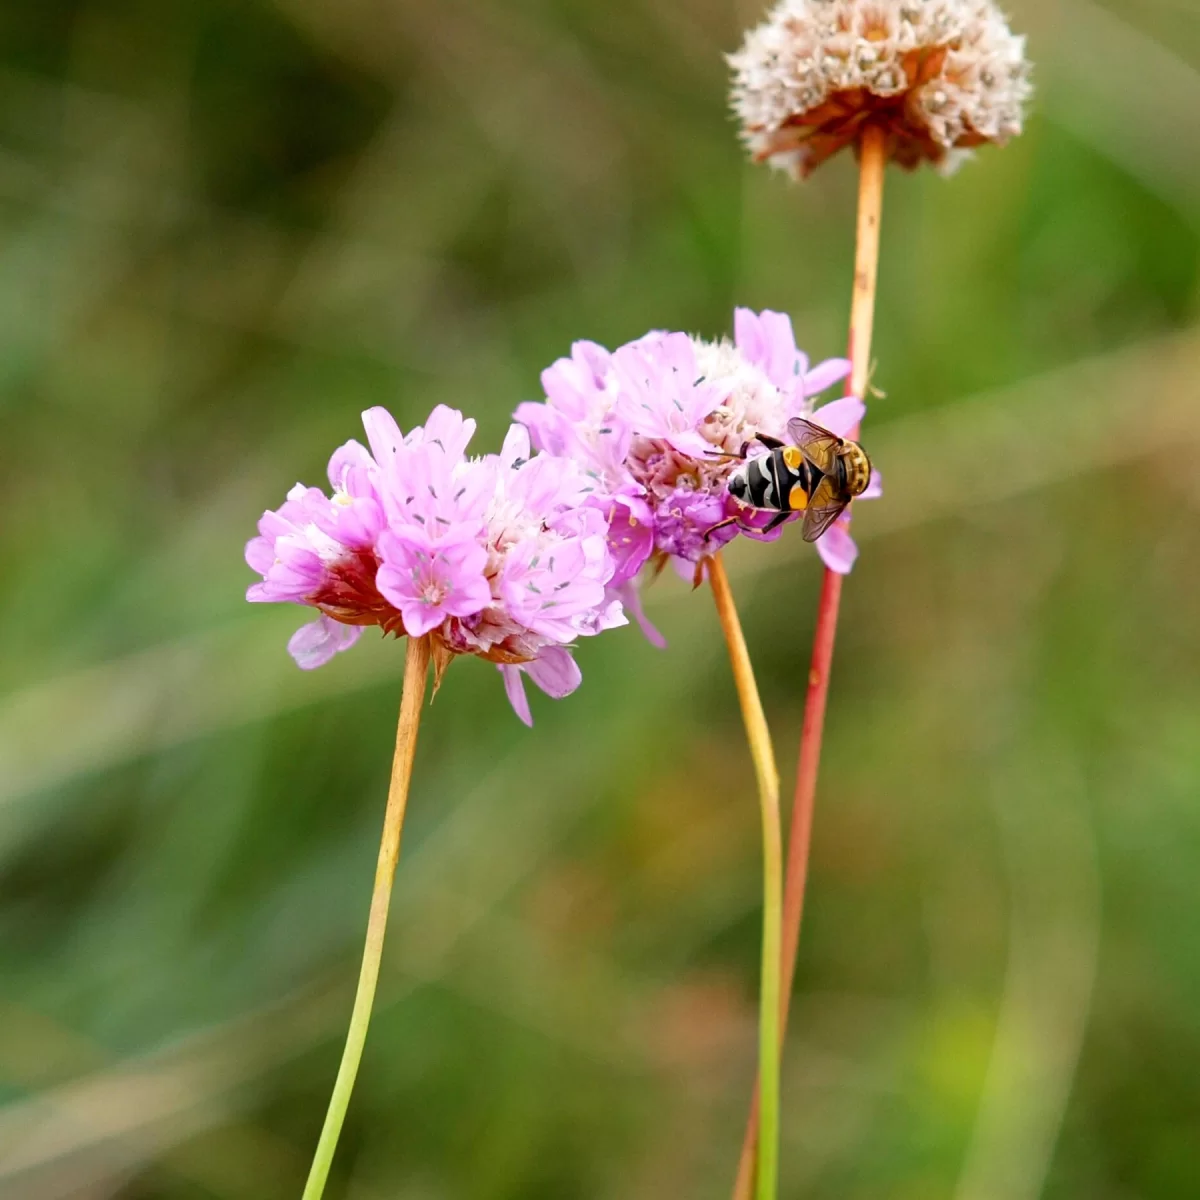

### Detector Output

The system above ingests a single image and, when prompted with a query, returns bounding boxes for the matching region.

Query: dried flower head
[246,406,626,725]
[514,309,881,643]
[729,0,1032,176]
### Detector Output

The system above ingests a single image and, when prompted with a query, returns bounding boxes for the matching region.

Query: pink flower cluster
[515,308,880,593]
[247,309,880,718]
[246,406,625,724]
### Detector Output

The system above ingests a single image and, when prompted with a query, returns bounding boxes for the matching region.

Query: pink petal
[607,497,655,586]
[734,308,802,389]
[332,497,385,548]
[513,400,554,450]
[760,310,799,377]
[664,429,717,458]
[810,395,865,438]
[395,597,448,638]
[287,617,362,670]
[733,307,761,360]
[245,534,276,574]
[815,523,858,574]
[327,439,374,491]
[525,646,583,699]
[421,405,476,458]
[501,422,531,469]
[670,555,702,584]
[617,581,666,649]
[500,665,533,726]
[362,407,403,463]
[799,358,852,399]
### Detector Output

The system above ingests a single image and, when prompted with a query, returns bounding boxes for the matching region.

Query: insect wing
[800,473,849,543]
[786,417,842,474]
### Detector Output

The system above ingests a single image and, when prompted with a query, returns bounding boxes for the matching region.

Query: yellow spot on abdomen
[788,482,809,511]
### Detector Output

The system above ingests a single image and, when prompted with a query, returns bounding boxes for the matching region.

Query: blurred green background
[2,0,1199,1196]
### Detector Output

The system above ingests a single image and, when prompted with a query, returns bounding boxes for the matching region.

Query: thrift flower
[375,527,492,637]
[246,407,626,725]
[514,308,880,613]
[729,0,1032,177]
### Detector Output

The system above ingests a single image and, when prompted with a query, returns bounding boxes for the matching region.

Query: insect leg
[703,516,741,541]
[761,511,791,534]
[704,442,755,462]
[755,433,785,450]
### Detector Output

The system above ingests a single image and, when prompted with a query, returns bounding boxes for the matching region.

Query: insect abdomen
[781,457,816,512]
[745,454,782,510]
[842,442,872,496]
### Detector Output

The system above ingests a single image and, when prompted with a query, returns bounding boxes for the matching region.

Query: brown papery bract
[730,0,1031,177]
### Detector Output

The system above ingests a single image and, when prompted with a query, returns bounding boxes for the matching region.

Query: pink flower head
[246,406,627,723]
[514,308,879,637]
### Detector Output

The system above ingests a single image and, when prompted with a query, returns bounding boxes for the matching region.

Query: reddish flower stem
[731,123,887,1200]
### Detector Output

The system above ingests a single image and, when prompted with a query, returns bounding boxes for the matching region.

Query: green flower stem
[302,633,431,1200]
[708,552,783,1200]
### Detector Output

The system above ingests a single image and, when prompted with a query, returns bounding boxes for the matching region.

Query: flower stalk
[707,552,783,1200]
[302,634,431,1200]
[731,122,887,1200]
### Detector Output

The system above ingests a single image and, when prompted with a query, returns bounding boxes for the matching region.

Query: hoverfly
[709,417,873,543]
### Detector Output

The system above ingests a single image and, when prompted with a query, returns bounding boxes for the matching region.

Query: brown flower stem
[708,552,783,1200]
[302,634,431,1200]
[731,123,887,1200]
